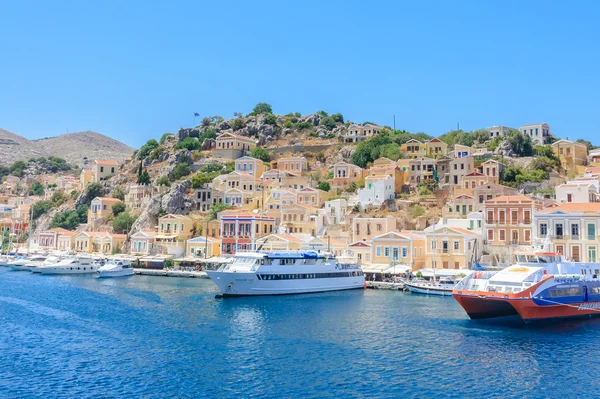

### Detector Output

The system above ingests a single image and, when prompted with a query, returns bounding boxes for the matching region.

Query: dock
[366,281,406,291]
[133,269,208,278]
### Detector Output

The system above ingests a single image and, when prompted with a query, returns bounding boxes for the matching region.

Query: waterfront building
[219,211,275,254]
[130,231,157,255]
[347,241,372,266]
[92,160,119,183]
[534,202,600,262]
[75,232,126,254]
[186,236,219,259]
[552,139,588,169]
[484,195,542,246]
[32,227,74,250]
[371,231,426,272]
[212,132,256,160]
[425,227,481,270]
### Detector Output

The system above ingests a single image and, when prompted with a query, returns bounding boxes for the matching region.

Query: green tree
[251,102,273,115]
[319,116,337,130]
[32,200,53,220]
[208,203,232,221]
[113,211,137,234]
[331,113,344,123]
[112,202,126,216]
[534,145,555,159]
[317,181,331,192]
[29,181,44,196]
[138,139,159,159]
[10,160,27,177]
[249,147,270,162]
[86,182,104,202]
[175,137,200,151]
[137,167,151,185]
[231,118,245,131]
[51,191,67,206]
[156,176,170,186]
[198,129,217,144]
[265,114,278,125]
[506,130,533,156]
[112,186,125,201]
[172,163,192,180]
[70,190,79,199]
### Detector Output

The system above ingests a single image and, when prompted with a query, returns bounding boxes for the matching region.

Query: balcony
[485,219,532,225]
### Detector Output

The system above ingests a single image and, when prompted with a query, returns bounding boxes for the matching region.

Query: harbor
[1,266,599,399]
[133,268,208,278]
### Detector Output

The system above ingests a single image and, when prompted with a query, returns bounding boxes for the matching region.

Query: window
[589,246,597,263]
[499,230,505,241]
[392,247,399,260]
[454,241,460,250]
[572,224,579,238]
[525,230,531,242]
[455,262,460,269]
[100,166,104,173]
[588,224,596,240]
[487,230,494,241]
[540,223,548,236]
[384,247,390,257]
[402,247,408,258]
[376,246,382,257]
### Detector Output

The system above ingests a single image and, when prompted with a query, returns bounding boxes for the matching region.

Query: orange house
[484,195,543,246]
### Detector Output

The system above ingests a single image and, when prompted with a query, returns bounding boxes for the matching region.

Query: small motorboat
[97,259,134,278]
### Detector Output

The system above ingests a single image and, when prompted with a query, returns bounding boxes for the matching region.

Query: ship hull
[405,282,453,296]
[207,271,365,297]
[453,295,519,319]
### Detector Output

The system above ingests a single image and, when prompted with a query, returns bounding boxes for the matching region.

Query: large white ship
[207,251,365,297]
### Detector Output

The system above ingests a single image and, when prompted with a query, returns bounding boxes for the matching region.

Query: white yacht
[405,277,456,296]
[38,257,99,275]
[207,251,365,297]
[7,256,36,271]
[24,256,61,272]
[97,259,134,278]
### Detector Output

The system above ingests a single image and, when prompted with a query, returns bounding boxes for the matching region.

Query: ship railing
[454,270,497,291]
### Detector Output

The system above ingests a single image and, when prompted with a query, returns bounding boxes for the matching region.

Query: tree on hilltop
[251,102,273,115]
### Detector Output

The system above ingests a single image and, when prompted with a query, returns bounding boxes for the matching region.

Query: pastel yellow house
[402,139,427,158]
[552,139,588,169]
[213,132,256,160]
[130,231,156,255]
[80,169,93,190]
[92,160,119,182]
[425,138,448,159]
[235,156,266,177]
[425,227,480,270]
[75,232,127,254]
[371,231,426,271]
[186,236,220,259]
[88,197,124,224]
[157,214,195,240]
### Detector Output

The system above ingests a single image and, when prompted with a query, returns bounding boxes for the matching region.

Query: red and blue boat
[453,251,600,323]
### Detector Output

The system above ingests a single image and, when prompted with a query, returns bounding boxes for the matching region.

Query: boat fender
[364,281,367,289]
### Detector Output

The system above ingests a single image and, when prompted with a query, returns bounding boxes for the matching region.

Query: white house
[322,198,348,225]
[555,181,600,204]
[357,175,394,209]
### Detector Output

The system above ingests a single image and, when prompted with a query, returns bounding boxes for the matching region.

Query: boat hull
[453,294,519,319]
[97,269,134,278]
[207,271,365,297]
[405,282,453,296]
[39,265,99,275]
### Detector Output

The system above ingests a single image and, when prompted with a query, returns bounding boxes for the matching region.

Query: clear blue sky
[1,0,599,148]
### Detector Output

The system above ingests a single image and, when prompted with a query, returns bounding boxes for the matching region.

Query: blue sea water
[1,268,600,399]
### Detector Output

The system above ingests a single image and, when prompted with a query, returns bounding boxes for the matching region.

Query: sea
[1,268,600,399]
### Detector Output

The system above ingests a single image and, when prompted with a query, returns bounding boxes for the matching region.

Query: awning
[173,256,206,263]
[139,255,174,262]
[417,268,471,277]
[154,235,178,240]
[362,264,411,274]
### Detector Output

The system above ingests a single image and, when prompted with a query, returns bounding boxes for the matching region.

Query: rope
[534,297,600,312]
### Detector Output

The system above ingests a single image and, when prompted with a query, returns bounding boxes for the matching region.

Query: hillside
[0,129,134,167]
[34,131,134,166]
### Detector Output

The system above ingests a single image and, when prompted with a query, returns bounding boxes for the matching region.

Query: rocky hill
[0,128,134,167]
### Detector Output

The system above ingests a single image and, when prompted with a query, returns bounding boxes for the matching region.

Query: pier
[366,281,406,291]
[133,269,208,278]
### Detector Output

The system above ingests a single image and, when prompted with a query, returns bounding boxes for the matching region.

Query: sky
[1,0,599,148]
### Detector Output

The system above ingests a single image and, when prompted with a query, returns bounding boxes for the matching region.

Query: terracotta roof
[486,194,532,203]
[448,227,479,236]
[539,203,600,213]
[160,214,192,220]
[365,174,391,179]
[94,160,119,165]
[94,197,123,203]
